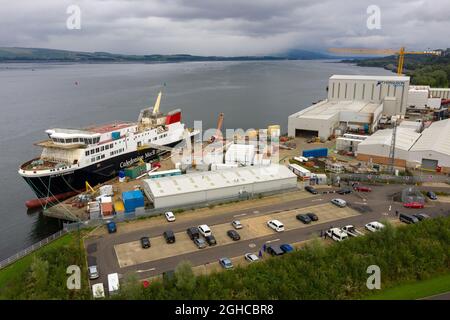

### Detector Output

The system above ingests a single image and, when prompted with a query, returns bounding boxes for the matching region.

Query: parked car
[265,245,285,256]
[305,185,318,194]
[354,186,372,192]
[163,230,176,244]
[106,221,117,234]
[232,220,243,229]
[365,221,385,232]
[164,211,176,222]
[186,227,200,240]
[140,236,151,249]
[325,228,348,242]
[193,238,207,249]
[341,225,363,237]
[426,191,437,200]
[198,224,212,237]
[331,198,347,207]
[227,230,241,241]
[219,257,233,269]
[267,219,285,232]
[399,213,419,224]
[337,188,352,195]
[296,214,311,224]
[413,213,431,221]
[205,235,217,246]
[88,265,100,280]
[306,212,319,221]
[280,244,294,253]
[403,202,424,209]
[244,253,259,262]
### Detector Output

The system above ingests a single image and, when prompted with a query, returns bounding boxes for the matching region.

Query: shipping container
[302,148,328,158]
[114,200,125,213]
[122,190,145,213]
[288,163,311,179]
[101,202,114,216]
[124,164,147,179]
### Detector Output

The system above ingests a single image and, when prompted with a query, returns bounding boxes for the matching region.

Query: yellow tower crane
[328,47,441,75]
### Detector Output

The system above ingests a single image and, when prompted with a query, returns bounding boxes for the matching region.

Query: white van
[267,220,285,232]
[331,198,347,207]
[326,228,348,242]
[198,224,212,237]
[107,273,120,295]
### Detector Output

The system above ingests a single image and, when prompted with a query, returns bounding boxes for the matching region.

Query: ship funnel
[152,91,162,115]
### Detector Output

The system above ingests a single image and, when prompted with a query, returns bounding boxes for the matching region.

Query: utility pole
[388,118,397,174]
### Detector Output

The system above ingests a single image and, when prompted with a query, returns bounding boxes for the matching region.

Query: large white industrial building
[356,119,450,172]
[288,75,410,139]
[142,164,298,209]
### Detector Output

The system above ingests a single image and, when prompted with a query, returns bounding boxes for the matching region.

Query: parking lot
[114,203,360,267]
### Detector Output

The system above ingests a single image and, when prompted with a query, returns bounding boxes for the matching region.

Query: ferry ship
[19,92,194,201]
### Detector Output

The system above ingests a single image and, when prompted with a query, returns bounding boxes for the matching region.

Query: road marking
[253,210,259,214]
[136,267,156,273]
[381,212,389,216]
[354,202,368,205]
[266,238,280,244]
[389,205,392,211]
[249,243,256,248]
[311,198,323,202]
[234,213,247,217]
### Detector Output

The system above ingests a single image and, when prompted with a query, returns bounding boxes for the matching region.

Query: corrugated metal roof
[290,100,381,120]
[410,119,450,155]
[143,164,296,198]
[357,127,421,151]
[330,75,409,81]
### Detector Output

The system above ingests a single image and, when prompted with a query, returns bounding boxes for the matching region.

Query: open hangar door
[295,129,318,138]
[421,158,438,170]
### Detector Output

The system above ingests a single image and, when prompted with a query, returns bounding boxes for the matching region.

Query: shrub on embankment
[118,216,450,300]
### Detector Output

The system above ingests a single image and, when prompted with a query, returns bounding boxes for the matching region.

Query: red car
[354,186,372,192]
[403,202,424,209]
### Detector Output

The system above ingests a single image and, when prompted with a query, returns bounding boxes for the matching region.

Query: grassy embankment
[0,233,90,299]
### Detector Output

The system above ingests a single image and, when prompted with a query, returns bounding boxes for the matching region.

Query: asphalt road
[85,184,450,287]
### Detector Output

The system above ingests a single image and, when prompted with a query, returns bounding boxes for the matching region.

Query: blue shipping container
[122,190,145,213]
[302,148,328,158]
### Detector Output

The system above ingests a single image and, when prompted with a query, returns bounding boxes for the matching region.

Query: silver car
[88,265,99,280]
[194,238,207,249]
[244,253,259,262]
[232,220,243,229]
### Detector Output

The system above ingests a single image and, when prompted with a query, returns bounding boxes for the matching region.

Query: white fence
[0,229,67,270]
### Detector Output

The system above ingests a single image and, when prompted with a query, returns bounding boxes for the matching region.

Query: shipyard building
[142,164,297,209]
[288,75,410,140]
[355,119,450,172]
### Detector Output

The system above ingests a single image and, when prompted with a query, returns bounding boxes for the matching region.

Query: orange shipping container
[101,202,114,216]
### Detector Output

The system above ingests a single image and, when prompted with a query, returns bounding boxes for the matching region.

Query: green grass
[0,234,73,290]
[365,272,450,300]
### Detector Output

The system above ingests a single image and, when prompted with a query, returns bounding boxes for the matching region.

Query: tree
[175,260,196,294]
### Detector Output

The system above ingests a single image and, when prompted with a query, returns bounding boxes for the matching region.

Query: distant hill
[0,47,333,63]
[278,49,337,60]
[342,48,450,87]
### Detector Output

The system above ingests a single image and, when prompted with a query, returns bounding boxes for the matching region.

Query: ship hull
[22,141,181,201]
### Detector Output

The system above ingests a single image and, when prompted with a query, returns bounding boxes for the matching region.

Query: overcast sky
[0,0,449,55]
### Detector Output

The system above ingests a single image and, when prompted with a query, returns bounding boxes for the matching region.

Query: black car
[227,230,241,241]
[426,191,437,200]
[306,212,319,221]
[265,245,284,256]
[140,236,151,249]
[399,213,419,224]
[296,214,311,224]
[337,188,352,195]
[186,227,200,240]
[205,235,217,246]
[413,213,431,221]
[305,186,318,194]
[163,230,176,244]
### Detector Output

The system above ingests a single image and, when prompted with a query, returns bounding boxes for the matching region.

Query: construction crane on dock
[209,112,224,143]
[328,47,441,75]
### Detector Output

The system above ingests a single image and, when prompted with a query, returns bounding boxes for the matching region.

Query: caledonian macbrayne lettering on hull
[119,150,157,168]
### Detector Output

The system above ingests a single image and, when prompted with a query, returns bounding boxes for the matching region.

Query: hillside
[343,48,450,87]
[0,47,333,63]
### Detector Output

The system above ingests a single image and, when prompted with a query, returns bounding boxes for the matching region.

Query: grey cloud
[0,0,448,55]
